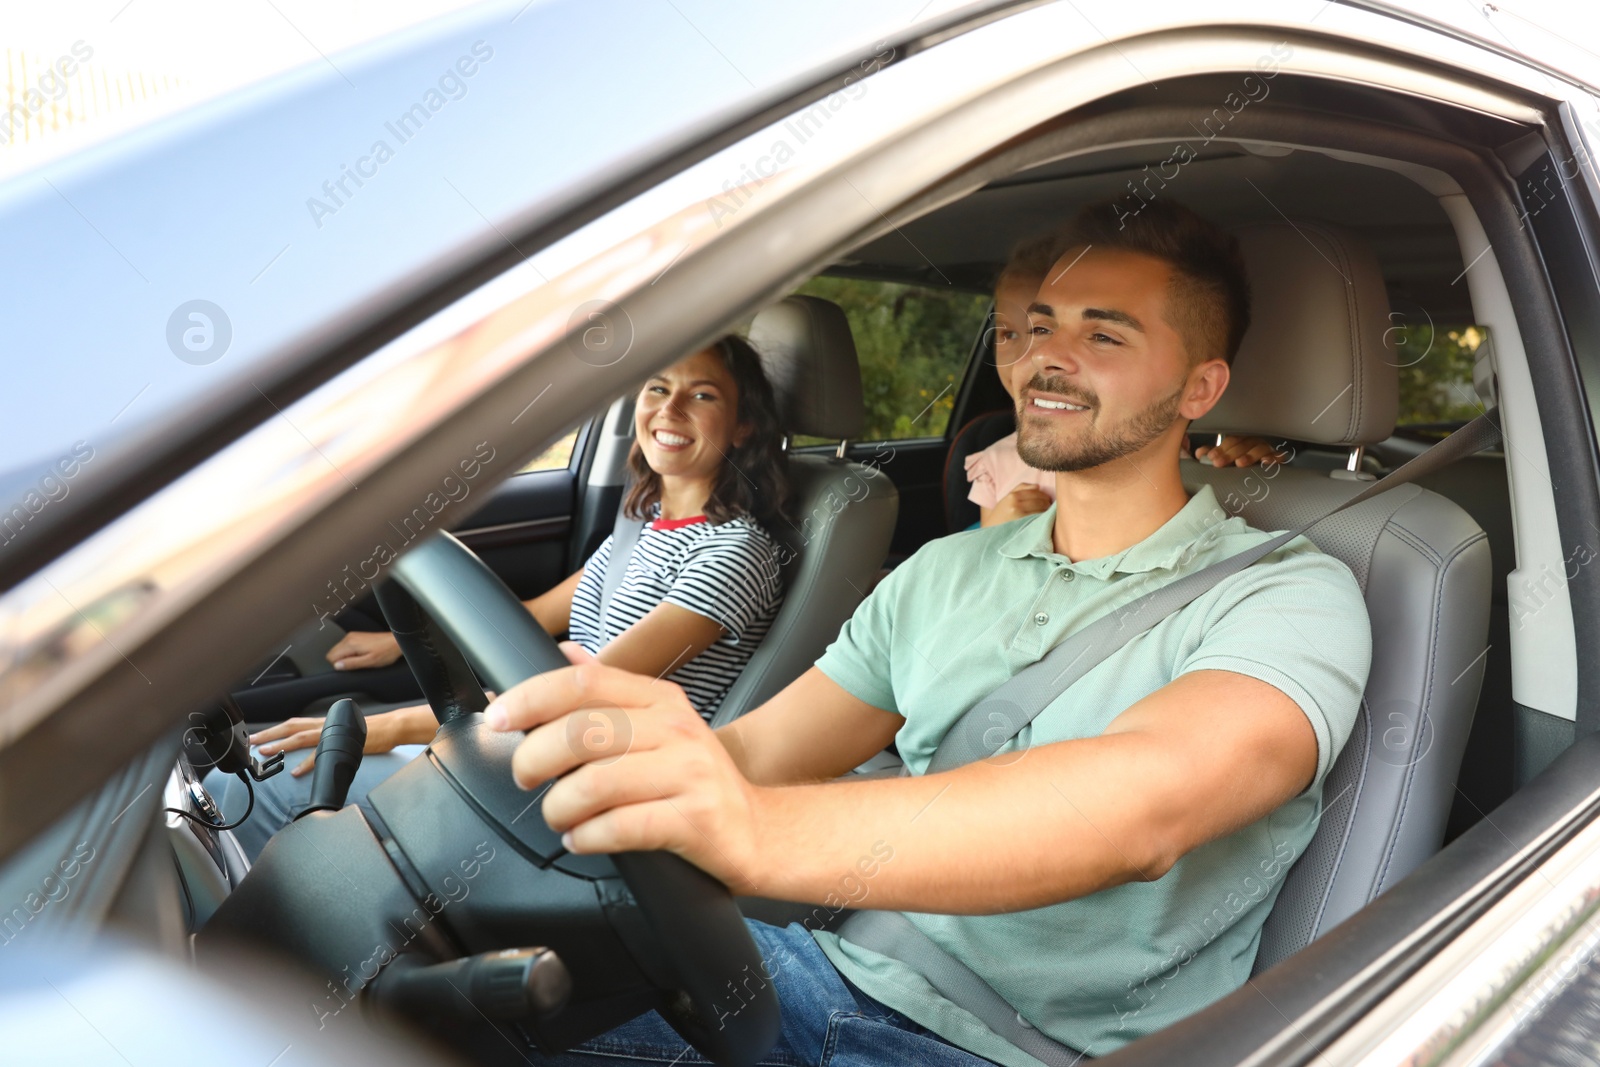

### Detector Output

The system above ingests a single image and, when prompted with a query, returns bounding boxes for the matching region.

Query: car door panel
[456,467,577,600]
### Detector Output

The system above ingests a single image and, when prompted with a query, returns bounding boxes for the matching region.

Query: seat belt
[597,508,647,634]
[836,410,1502,1061]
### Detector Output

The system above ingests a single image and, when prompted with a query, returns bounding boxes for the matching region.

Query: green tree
[1393,324,1486,430]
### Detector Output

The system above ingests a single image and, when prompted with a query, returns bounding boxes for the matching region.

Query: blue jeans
[533,919,1005,1066]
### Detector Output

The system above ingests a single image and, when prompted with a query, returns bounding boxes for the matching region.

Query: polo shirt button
[1034,612,1050,626]
[1062,570,1075,582]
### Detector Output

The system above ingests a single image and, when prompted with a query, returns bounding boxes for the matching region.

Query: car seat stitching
[1374,532,1487,895]
[1331,228,1364,443]
[1347,487,1419,593]
[1304,222,1362,443]
[1368,519,1442,897]
[1308,702,1371,944]
[1384,521,1441,564]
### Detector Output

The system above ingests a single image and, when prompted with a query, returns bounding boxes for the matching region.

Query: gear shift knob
[298,697,366,817]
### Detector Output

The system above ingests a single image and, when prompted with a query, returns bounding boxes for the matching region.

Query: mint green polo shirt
[811,484,1371,1064]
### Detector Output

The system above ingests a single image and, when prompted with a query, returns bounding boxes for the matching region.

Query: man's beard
[1015,374,1186,472]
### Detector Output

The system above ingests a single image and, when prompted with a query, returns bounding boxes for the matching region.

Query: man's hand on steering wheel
[486,642,768,896]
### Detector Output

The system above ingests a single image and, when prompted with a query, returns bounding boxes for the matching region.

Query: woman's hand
[250,706,433,777]
[325,630,402,671]
[984,484,1052,527]
[484,643,768,894]
[1193,435,1286,469]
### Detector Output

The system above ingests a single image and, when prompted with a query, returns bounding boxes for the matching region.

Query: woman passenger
[221,336,791,857]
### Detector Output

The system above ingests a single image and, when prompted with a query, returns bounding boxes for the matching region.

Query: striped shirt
[569,506,784,719]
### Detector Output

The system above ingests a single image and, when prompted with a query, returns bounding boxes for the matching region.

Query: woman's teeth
[653,429,692,446]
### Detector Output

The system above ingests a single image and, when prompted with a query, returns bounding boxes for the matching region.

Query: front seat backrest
[713,296,898,723]
[1193,221,1492,973]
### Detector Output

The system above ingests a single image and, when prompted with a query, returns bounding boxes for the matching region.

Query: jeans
[530,919,1007,1066]
[205,745,426,861]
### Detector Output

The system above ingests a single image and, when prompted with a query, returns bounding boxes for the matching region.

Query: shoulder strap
[598,508,647,632]
[926,410,1501,775]
[838,413,1502,1057]
[837,911,1089,1065]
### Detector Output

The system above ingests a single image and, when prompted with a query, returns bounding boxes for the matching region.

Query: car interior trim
[1437,190,1579,721]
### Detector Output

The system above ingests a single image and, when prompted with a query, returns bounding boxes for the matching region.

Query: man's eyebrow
[1027,302,1055,317]
[1082,307,1145,332]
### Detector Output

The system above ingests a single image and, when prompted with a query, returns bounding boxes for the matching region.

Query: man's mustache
[1019,375,1098,410]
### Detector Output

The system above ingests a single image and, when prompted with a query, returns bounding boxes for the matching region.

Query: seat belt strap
[837,412,1501,1058]
[597,509,647,634]
[926,409,1501,774]
[838,910,1089,1065]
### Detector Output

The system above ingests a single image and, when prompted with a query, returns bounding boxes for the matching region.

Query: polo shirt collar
[997,483,1228,578]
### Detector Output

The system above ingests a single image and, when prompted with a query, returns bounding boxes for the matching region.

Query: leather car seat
[713,296,900,723]
[1189,221,1492,972]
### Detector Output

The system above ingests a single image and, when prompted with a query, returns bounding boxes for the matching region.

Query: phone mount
[182,694,285,781]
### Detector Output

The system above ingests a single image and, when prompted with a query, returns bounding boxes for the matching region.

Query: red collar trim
[648,514,708,531]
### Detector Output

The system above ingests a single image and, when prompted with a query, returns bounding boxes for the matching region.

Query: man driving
[489,198,1372,1066]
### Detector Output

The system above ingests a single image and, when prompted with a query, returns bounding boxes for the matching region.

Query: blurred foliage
[793,276,990,441]
[1393,324,1486,427]
[519,428,577,472]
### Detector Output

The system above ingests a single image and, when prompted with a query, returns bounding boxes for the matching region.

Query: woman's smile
[650,426,695,451]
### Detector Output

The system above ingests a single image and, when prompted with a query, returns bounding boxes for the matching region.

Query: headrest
[748,296,865,440]
[1193,221,1398,446]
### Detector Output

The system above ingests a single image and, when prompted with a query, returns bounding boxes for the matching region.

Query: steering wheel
[199,530,779,1067]
[365,530,780,1065]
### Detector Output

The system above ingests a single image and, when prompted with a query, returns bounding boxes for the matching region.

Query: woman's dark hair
[623,335,792,530]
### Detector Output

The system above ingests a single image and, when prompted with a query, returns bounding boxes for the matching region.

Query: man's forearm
[744,736,1170,914]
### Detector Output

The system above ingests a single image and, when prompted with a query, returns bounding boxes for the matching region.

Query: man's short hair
[1053,199,1251,366]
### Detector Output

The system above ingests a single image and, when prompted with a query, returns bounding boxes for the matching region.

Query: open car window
[793,276,988,444]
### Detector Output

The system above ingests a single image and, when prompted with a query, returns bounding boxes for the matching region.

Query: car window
[519,428,580,473]
[793,276,989,443]
[1392,322,1488,436]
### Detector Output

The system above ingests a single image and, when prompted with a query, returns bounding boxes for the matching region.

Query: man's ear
[1179,358,1231,421]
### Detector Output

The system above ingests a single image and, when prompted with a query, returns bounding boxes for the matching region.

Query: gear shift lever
[296,697,367,818]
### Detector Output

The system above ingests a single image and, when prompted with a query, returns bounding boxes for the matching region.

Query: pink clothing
[963,432,1057,509]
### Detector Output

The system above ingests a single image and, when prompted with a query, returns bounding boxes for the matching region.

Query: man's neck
[1048,438,1191,563]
